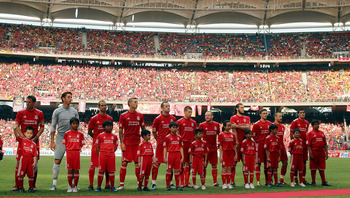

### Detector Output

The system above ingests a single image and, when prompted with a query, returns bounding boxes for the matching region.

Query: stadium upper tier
[0,23,349,59]
[1,62,350,103]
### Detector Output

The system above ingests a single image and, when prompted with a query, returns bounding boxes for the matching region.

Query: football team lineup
[5,93,337,195]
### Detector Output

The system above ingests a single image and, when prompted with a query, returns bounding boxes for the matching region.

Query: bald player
[198,111,221,186]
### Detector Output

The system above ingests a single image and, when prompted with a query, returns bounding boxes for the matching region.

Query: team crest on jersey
[112,136,114,140]
[31,145,33,148]
[97,121,100,123]
[237,120,240,123]
[205,128,208,130]
[192,123,194,127]
[214,126,217,130]
[171,119,173,122]
[77,134,79,138]
[35,115,38,119]
[137,116,140,121]
[244,119,246,122]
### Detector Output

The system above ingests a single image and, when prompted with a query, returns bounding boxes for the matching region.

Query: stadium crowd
[0,119,347,151]
[1,23,349,59]
[1,62,350,102]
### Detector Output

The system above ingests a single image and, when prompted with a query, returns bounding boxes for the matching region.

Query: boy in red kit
[177,106,197,188]
[199,111,220,187]
[189,129,208,190]
[241,129,256,189]
[14,126,38,193]
[219,121,237,190]
[252,109,272,186]
[163,122,184,191]
[289,129,305,187]
[264,124,283,187]
[137,130,154,191]
[87,100,113,190]
[62,117,85,193]
[95,120,119,192]
[306,120,331,186]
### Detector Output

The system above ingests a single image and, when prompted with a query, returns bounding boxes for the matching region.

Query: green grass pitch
[0,156,349,197]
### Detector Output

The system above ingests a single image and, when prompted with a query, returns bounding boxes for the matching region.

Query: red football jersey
[218,132,237,151]
[306,129,327,151]
[62,130,85,151]
[241,138,256,155]
[264,135,282,152]
[189,140,208,157]
[289,139,304,155]
[88,113,113,145]
[252,120,272,143]
[290,118,309,141]
[137,141,154,156]
[198,121,220,151]
[274,122,285,142]
[177,117,197,143]
[230,115,250,143]
[152,114,176,142]
[17,137,38,157]
[96,132,119,154]
[163,133,183,152]
[15,108,44,143]
[119,110,145,145]
[0,138,3,147]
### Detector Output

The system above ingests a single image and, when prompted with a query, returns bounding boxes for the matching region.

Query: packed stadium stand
[1,62,349,103]
[1,23,349,59]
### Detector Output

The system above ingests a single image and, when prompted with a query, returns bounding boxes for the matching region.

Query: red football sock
[18,177,24,189]
[192,170,196,185]
[67,173,73,187]
[221,172,226,184]
[152,163,159,181]
[174,171,180,187]
[135,165,141,182]
[184,164,190,186]
[281,165,287,177]
[109,172,115,188]
[204,167,207,179]
[231,166,236,183]
[264,168,268,184]
[226,172,231,184]
[250,171,254,183]
[29,177,34,188]
[119,164,127,186]
[290,170,295,183]
[273,169,278,184]
[311,170,317,183]
[33,169,38,187]
[97,172,104,188]
[166,170,171,187]
[15,166,18,187]
[267,170,272,184]
[105,171,110,186]
[299,170,304,183]
[144,176,149,188]
[200,175,205,186]
[138,176,143,188]
[180,168,185,186]
[212,167,218,184]
[319,170,326,183]
[243,171,249,184]
[255,165,261,182]
[88,167,95,186]
[73,173,79,187]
